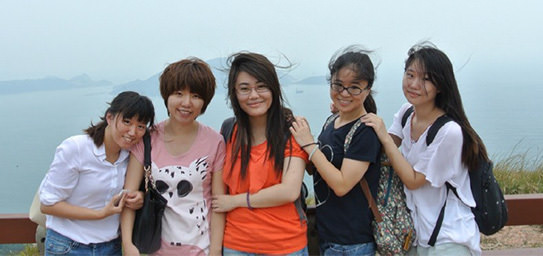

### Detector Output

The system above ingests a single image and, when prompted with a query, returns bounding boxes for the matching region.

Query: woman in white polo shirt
[38,91,155,255]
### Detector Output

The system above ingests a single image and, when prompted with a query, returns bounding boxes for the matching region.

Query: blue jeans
[320,241,375,256]
[45,229,121,256]
[223,246,309,256]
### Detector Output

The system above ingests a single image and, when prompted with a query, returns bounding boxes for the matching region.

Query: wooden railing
[1,193,542,244]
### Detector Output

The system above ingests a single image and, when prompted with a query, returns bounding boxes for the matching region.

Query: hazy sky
[2,0,542,84]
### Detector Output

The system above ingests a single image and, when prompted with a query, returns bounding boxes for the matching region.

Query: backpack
[219,117,308,220]
[401,106,509,245]
[324,114,415,256]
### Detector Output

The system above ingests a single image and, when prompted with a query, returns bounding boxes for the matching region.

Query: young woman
[362,43,484,255]
[211,52,308,255]
[289,46,381,256]
[121,58,226,256]
[39,91,155,256]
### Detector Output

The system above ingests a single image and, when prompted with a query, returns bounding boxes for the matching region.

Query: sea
[1,81,542,214]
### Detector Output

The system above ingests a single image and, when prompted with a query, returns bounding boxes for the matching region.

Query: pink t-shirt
[132,121,225,256]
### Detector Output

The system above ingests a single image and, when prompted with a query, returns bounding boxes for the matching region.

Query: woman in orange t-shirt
[211,52,308,255]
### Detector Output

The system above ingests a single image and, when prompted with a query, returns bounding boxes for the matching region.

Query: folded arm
[212,156,306,212]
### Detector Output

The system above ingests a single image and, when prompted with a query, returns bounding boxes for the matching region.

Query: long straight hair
[405,43,488,170]
[226,52,293,179]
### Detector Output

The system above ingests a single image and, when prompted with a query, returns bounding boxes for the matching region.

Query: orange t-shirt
[222,128,308,254]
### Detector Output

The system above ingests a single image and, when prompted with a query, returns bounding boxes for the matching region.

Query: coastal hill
[0,74,111,94]
[0,58,308,96]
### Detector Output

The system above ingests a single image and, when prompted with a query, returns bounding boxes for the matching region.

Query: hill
[0,74,112,94]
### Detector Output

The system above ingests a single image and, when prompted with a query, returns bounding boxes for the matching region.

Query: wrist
[246,192,253,210]
[382,135,396,148]
[96,208,106,219]
[304,143,318,154]
[308,145,318,161]
[301,141,319,150]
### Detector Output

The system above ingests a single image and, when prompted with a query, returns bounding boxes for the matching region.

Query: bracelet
[301,142,318,149]
[246,192,253,210]
[308,145,318,161]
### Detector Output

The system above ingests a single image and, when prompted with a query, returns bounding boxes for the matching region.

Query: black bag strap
[142,130,152,191]
[340,117,383,222]
[143,130,151,169]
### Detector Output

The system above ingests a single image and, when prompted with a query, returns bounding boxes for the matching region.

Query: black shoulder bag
[132,131,168,254]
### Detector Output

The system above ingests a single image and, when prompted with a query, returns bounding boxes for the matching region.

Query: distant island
[0,74,111,94]
[0,58,327,96]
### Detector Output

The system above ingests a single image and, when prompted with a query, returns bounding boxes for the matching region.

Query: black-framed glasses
[330,83,368,96]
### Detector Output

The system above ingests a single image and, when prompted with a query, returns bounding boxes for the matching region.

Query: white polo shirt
[39,134,129,244]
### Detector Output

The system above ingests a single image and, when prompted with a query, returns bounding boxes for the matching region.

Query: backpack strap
[425,115,453,146]
[428,182,455,246]
[323,114,338,131]
[424,115,455,246]
[401,106,414,128]
[402,111,453,246]
[360,178,383,223]
[400,106,454,146]
[342,118,383,223]
[220,117,237,143]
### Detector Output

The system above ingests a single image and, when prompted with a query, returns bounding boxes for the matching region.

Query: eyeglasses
[236,85,271,96]
[330,83,368,96]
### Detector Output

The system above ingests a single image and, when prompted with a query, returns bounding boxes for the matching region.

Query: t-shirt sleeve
[285,135,309,162]
[388,103,412,139]
[213,137,226,172]
[344,124,381,163]
[413,122,464,187]
[39,137,80,205]
[129,139,144,165]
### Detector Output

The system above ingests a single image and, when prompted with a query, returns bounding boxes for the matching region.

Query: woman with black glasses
[290,46,381,256]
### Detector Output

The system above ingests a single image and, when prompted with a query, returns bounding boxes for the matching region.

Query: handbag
[132,132,168,254]
[29,187,46,227]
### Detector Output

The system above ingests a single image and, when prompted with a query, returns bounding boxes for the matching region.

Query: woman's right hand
[100,193,125,218]
[289,116,316,148]
[361,113,390,143]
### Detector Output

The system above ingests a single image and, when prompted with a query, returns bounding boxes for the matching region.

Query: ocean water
[1,82,541,214]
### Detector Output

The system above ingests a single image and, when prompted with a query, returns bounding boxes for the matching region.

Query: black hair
[328,45,377,114]
[84,91,155,147]
[226,52,293,179]
[405,42,488,170]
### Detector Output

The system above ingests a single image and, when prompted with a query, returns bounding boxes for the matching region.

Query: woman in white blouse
[362,43,488,256]
[39,91,155,256]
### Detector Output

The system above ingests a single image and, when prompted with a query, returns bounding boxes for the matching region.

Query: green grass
[493,150,543,194]
[7,244,38,256]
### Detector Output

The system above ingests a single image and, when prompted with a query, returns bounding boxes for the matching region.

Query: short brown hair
[159,58,216,114]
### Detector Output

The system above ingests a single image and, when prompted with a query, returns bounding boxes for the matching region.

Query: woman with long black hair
[362,42,485,255]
